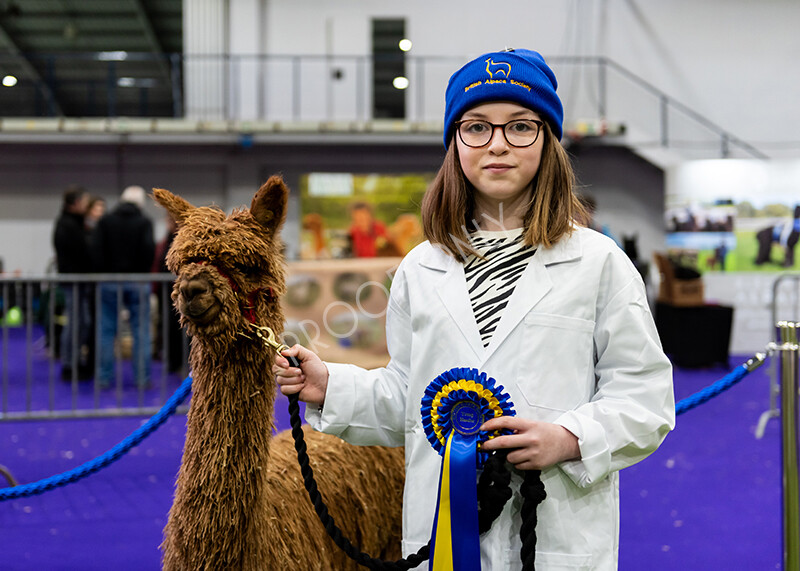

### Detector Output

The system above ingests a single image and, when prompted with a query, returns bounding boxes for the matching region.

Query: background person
[83,194,106,369]
[151,212,185,373]
[347,201,400,257]
[84,196,106,232]
[92,185,155,388]
[52,184,93,380]
[274,48,674,569]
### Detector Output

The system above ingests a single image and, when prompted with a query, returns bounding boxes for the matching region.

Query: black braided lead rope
[287,393,428,570]
[519,470,547,570]
[476,450,513,534]
[286,393,546,570]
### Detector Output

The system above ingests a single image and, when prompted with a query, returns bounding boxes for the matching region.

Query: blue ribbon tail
[450,432,481,570]
[429,431,482,570]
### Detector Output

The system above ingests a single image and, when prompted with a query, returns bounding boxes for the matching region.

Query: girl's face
[456,101,544,216]
[88,201,105,220]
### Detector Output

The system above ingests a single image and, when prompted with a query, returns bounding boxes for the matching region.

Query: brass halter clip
[249,323,301,367]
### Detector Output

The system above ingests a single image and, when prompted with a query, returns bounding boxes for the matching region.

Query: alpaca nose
[179,278,209,302]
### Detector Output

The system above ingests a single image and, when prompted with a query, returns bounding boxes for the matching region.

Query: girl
[275,48,674,570]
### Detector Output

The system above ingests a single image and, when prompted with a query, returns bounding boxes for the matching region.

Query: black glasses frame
[454,119,544,148]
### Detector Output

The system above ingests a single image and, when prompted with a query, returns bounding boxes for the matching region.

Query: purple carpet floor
[0,340,785,569]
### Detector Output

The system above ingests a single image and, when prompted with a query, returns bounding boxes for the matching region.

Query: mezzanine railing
[0,53,766,160]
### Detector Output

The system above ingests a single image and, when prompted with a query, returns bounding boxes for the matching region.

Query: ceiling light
[398,39,412,52]
[117,77,157,88]
[393,76,409,90]
[97,51,128,61]
[2,75,17,87]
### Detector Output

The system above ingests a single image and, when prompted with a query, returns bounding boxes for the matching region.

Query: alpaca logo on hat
[485,58,511,79]
[463,56,533,94]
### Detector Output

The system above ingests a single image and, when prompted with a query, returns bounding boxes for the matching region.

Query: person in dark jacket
[151,212,186,373]
[92,185,155,387]
[53,184,92,380]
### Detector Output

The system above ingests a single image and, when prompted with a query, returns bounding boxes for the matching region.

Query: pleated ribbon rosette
[420,367,516,571]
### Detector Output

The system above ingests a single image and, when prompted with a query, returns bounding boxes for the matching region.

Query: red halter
[199,261,274,324]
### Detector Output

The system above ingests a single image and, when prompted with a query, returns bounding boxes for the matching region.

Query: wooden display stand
[282,257,401,369]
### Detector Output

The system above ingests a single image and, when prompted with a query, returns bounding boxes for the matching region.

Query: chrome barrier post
[759,275,800,440]
[778,320,800,570]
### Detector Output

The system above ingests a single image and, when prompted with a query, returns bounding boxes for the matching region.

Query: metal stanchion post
[778,320,800,570]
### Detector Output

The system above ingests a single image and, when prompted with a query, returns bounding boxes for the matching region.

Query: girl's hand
[479,416,580,471]
[272,344,329,406]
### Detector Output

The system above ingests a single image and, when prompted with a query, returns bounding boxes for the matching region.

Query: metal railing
[777,321,800,569]
[756,273,800,438]
[0,52,766,160]
[0,273,188,420]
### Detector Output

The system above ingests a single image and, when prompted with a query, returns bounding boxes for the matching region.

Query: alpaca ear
[152,188,193,225]
[250,175,289,238]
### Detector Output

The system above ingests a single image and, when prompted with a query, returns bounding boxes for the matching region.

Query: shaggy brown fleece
[154,176,405,571]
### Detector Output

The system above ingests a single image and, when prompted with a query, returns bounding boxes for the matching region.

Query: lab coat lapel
[420,245,485,360]
[480,231,583,366]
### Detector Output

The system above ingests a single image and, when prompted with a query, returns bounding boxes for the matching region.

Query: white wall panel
[180,0,798,157]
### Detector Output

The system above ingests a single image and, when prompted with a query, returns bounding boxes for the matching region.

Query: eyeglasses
[455,119,544,148]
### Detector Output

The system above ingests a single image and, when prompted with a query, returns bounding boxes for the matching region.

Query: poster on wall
[298,172,431,260]
[665,160,800,272]
[285,172,433,367]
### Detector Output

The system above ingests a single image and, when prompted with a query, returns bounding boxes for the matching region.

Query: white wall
[596,0,799,158]
[186,0,800,159]
[704,273,800,355]
[183,0,228,119]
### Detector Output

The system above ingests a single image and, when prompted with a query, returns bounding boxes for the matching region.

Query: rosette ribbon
[420,367,516,571]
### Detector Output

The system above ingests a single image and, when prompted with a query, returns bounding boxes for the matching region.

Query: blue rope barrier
[0,375,193,501]
[0,351,767,502]
[675,364,750,416]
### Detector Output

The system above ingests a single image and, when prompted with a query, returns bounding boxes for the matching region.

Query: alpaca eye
[233,262,254,275]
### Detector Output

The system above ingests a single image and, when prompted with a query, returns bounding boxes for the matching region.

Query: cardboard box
[654,252,705,307]
[658,278,704,307]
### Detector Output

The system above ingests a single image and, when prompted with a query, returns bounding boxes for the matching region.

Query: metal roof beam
[130,0,172,83]
[0,20,64,116]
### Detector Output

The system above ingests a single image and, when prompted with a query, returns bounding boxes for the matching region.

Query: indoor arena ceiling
[0,0,182,117]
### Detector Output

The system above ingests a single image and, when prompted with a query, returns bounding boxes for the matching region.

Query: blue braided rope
[0,375,193,501]
[675,364,749,416]
[0,359,758,502]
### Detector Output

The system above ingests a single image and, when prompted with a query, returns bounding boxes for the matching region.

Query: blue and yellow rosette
[420,367,516,571]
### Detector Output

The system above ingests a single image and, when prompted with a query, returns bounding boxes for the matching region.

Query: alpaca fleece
[154,176,405,570]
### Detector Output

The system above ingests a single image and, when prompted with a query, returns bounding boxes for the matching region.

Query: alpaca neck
[171,336,277,566]
[188,338,277,448]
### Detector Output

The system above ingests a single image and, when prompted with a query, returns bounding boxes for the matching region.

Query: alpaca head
[152,175,289,343]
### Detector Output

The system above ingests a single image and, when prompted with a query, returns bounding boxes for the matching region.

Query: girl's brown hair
[421,122,586,261]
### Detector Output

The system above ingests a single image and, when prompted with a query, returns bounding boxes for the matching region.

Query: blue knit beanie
[443,49,563,147]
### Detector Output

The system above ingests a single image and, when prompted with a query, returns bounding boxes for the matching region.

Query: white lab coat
[307,226,675,570]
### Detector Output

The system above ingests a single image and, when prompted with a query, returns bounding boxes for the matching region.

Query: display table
[283,257,399,369]
[655,302,734,368]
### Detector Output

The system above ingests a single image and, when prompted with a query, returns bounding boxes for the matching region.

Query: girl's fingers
[279,382,304,396]
[480,415,525,433]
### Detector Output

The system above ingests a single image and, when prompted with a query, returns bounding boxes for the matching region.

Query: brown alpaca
[153,176,405,571]
[302,212,330,259]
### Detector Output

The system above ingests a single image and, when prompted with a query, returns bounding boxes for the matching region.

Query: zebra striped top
[464,228,536,348]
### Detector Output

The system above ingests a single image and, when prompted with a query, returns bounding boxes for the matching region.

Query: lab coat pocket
[508,550,592,570]
[517,313,595,414]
